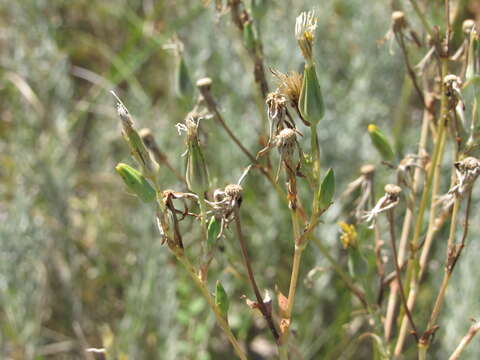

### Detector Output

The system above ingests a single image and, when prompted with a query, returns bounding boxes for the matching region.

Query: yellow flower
[338,222,357,249]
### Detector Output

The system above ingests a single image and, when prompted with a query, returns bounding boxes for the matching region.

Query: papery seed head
[443,74,461,86]
[463,19,476,34]
[277,128,297,146]
[456,156,480,171]
[196,77,213,92]
[224,184,243,199]
[391,11,406,32]
[272,69,303,105]
[266,91,288,120]
[385,184,402,196]
[360,164,375,176]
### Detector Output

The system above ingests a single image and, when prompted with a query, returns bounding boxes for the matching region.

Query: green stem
[173,250,247,360]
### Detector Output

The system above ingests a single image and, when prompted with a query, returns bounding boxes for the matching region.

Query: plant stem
[173,249,247,360]
[311,234,368,308]
[394,59,449,357]
[408,0,434,37]
[233,206,280,342]
[310,125,321,184]
[387,210,419,341]
[449,321,480,360]
[279,208,303,356]
[384,95,431,342]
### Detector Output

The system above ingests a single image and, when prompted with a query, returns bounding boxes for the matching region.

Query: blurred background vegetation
[1,0,480,359]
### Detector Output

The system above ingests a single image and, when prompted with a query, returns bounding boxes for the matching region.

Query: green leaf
[115,163,156,203]
[243,21,256,52]
[368,124,395,161]
[318,168,335,210]
[177,56,194,102]
[207,216,221,249]
[215,280,229,318]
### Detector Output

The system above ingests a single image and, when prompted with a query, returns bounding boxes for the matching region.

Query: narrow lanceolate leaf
[207,216,221,249]
[215,280,229,318]
[176,56,194,102]
[368,124,395,161]
[299,64,325,126]
[243,21,256,52]
[115,163,156,203]
[318,168,335,210]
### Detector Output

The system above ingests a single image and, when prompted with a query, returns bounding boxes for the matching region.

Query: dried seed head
[463,19,476,35]
[295,10,317,63]
[456,156,480,171]
[266,91,288,122]
[196,77,213,92]
[272,70,303,106]
[391,11,406,32]
[443,74,464,112]
[363,184,401,227]
[385,184,402,197]
[440,157,480,209]
[276,128,297,152]
[443,74,461,87]
[360,164,375,176]
[224,184,243,200]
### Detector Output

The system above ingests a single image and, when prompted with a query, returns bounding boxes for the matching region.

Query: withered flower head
[271,69,303,106]
[437,157,480,217]
[391,11,406,32]
[224,184,243,200]
[452,157,480,195]
[360,164,375,176]
[275,128,297,158]
[463,19,476,35]
[443,74,465,115]
[266,91,288,122]
[385,184,402,198]
[363,184,402,228]
[295,10,317,64]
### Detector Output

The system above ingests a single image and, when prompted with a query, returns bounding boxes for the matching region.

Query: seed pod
[318,168,335,210]
[298,64,325,126]
[215,280,229,318]
[115,163,156,203]
[368,124,395,161]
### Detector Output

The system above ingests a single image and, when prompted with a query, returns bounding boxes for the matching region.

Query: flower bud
[184,118,209,194]
[215,280,230,319]
[112,92,158,179]
[368,124,395,161]
[318,168,335,211]
[115,163,156,203]
[298,64,325,126]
